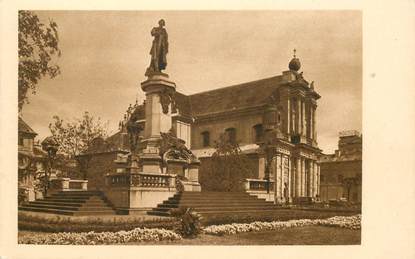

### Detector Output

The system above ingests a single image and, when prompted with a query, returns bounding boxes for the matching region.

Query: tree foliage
[49,112,108,158]
[49,112,108,179]
[200,134,255,192]
[18,10,61,111]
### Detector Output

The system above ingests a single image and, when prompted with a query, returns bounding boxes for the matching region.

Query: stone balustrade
[244,178,275,191]
[244,178,275,202]
[106,172,176,189]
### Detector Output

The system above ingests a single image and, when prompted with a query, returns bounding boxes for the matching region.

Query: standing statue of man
[145,19,169,76]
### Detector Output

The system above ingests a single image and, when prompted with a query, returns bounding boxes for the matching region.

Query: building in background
[319,130,362,203]
[18,117,47,202]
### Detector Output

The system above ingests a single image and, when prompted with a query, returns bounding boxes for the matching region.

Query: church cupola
[288,49,301,72]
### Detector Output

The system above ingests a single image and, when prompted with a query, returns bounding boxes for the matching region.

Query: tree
[200,134,254,192]
[49,112,108,179]
[18,10,61,111]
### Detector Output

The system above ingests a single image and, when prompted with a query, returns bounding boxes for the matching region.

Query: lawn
[18,226,360,245]
[136,226,361,245]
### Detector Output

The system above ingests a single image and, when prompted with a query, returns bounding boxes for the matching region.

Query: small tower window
[201,131,210,147]
[253,124,264,143]
[225,128,237,144]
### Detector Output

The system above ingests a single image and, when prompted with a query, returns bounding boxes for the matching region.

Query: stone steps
[19,190,116,216]
[148,191,280,217]
[157,202,276,208]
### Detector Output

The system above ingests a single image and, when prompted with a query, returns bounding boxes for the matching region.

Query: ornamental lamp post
[41,136,59,196]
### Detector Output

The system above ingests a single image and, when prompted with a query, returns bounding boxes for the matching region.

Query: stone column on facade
[309,106,313,140]
[287,156,291,201]
[291,158,296,198]
[291,100,296,134]
[313,107,316,140]
[302,100,307,136]
[296,99,301,134]
[282,155,286,202]
[309,160,314,197]
[276,155,282,202]
[305,102,309,138]
[299,100,303,135]
[313,161,318,197]
[287,98,291,135]
[300,157,304,197]
[301,157,306,196]
[317,163,320,196]
[296,158,301,197]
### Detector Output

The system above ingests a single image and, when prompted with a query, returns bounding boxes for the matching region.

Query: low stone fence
[243,178,275,202]
[244,178,275,191]
[104,172,178,214]
[49,178,88,193]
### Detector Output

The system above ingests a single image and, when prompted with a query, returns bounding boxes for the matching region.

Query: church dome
[289,57,301,71]
[288,49,301,71]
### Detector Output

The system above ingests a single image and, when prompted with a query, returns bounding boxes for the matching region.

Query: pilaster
[301,157,306,196]
[296,158,301,197]
[308,160,314,197]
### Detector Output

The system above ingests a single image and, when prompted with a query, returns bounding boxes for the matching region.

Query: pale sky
[20,10,362,154]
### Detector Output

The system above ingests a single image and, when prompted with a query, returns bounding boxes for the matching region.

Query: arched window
[225,128,237,144]
[201,131,210,147]
[253,124,264,143]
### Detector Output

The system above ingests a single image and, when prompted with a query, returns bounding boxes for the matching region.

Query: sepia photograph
[15,10,364,245]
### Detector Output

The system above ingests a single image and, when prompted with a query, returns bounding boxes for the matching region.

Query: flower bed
[202,209,358,226]
[203,215,361,236]
[19,227,181,245]
[18,212,179,233]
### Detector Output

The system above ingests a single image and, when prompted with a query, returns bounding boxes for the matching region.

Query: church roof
[107,74,298,146]
[18,117,37,136]
[175,75,283,118]
[174,91,192,118]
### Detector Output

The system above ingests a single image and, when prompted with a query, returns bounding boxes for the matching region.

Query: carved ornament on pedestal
[159,88,175,114]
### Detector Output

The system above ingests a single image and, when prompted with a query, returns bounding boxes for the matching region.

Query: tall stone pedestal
[140,73,176,174]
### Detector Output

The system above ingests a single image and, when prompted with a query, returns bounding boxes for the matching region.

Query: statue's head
[158,19,165,27]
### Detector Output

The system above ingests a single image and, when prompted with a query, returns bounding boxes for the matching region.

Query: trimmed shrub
[170,207,203,238]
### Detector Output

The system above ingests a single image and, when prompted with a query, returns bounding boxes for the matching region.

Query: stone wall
[191,113,263,149]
